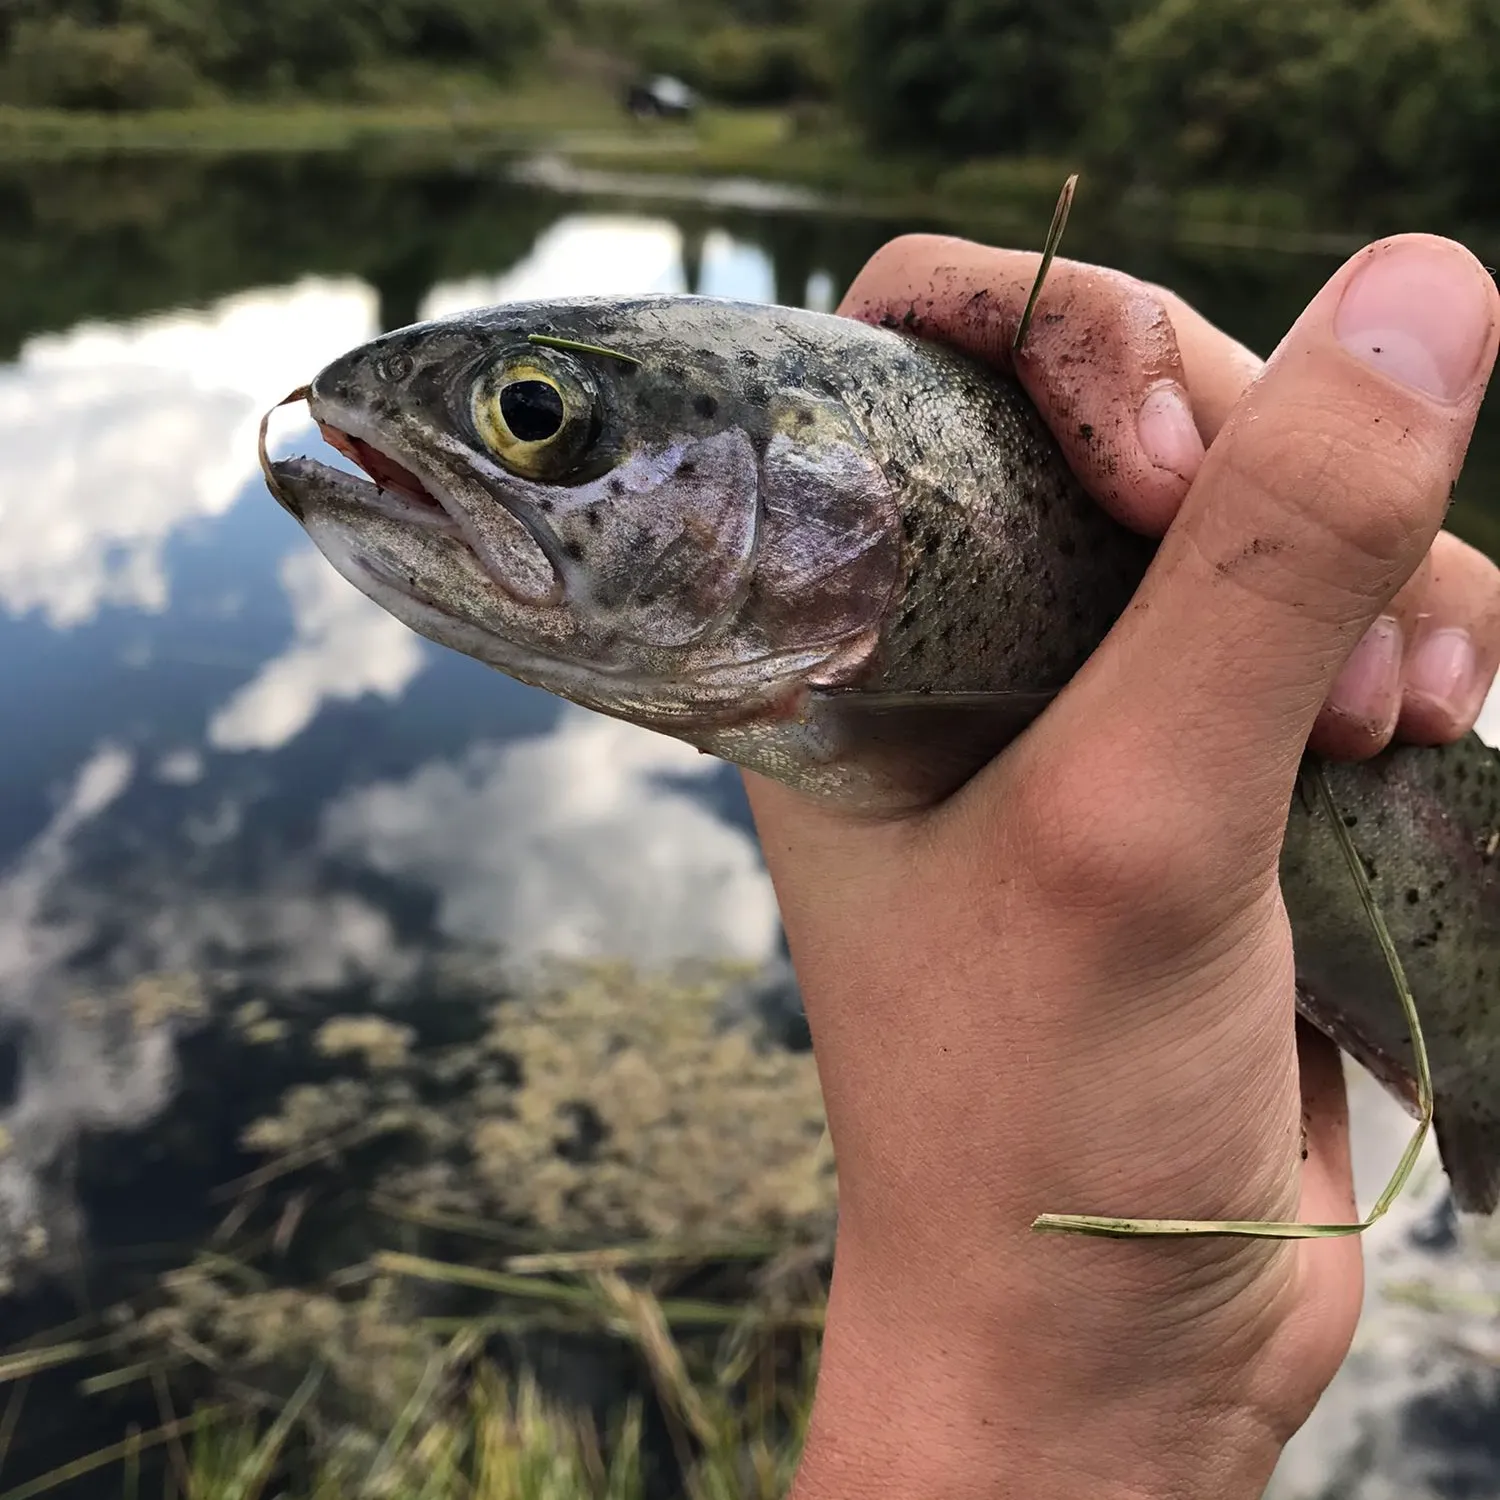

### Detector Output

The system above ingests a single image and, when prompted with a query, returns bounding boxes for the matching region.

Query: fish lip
[267,453,461,534]
[302,393,468,532]
[298,391,565,606]
[261,385,464,536]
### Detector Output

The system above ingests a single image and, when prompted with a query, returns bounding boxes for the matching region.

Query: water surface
[0,152,1496,1498]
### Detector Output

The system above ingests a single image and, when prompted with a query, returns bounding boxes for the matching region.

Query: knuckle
[1044,267,1170,358]
[847,234,960,296]
[1224,399,1447,572]
[1431,529,1500,599]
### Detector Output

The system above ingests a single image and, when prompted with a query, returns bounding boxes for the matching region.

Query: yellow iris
[472,354,596,479]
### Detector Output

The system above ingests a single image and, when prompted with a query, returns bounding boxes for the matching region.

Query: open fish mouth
[258,386,458,533]
[314,422,448,516]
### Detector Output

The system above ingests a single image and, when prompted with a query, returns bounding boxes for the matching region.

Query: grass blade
[1034,758,1433,1239]
[1012,173,1078,355]
[0,1341,106,1388]
[377,1252,825,1329]
[0,1411,221,1500]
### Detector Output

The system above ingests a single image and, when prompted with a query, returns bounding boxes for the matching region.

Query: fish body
[265,295,1500,1214]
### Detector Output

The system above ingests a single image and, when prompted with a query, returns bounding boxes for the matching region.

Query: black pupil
[500,380,566,443]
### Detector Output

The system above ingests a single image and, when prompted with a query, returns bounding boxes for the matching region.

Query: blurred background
[0,3,1498,1499]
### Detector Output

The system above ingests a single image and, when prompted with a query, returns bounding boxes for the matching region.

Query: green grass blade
[1012,173,1078,356]
[0,1411,222,1500]
[377,1251,825,1329]
[218,1366,321,1500]
[0,1340,108,1387]
[527,333,642,366]
[502,1237,784,1275]
[1034,759,1433,1239]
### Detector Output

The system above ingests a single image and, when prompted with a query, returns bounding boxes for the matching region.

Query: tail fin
[1435,1106,1500,1215]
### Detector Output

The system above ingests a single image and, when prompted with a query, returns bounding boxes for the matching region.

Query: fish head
[265,297,903,731]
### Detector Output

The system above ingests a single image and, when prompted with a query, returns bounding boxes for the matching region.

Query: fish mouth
[315,422,450,518]
[261,388,566,610]
[260,386,461,536]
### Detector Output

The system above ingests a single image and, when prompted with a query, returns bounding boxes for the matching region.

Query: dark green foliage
[0,0,550,104]
[638,22,834,103]
[831,0,1497,215]
[1094,0,1500,215]
[1,15,202,109]
[0,0,1495,236]
[840,0,1126,155]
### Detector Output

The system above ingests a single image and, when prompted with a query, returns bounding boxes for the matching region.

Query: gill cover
[467,345,901,656]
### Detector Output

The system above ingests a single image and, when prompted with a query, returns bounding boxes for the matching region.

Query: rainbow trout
[261,296,1500,1214]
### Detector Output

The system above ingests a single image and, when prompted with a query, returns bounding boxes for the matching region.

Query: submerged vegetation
[0,963,828,1499]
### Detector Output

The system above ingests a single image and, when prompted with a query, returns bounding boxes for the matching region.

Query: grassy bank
[0,78,626,160]
[0,84,1328,250]
[0,86,1444,260]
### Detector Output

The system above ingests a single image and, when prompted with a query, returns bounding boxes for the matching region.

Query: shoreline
[2,93,1489,262]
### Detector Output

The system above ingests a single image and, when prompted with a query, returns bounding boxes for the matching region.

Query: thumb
[1028,235,1499,849]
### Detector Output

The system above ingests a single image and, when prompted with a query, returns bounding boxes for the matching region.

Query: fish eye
[472,355,597,479]
[500,380,565,442]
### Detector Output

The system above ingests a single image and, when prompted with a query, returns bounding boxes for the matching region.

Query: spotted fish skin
[265,295,1500,1213]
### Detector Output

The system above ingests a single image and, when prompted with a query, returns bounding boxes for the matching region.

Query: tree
[841,0,1128,157]
[1,16,201,109]
[1094,0,1500,215]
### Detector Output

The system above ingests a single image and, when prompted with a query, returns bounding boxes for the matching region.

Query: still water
[1,153,1498,1497]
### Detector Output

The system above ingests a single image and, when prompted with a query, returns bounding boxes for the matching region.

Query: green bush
[1093,0,1500,214]
[634,21,832,104]
[692,24,834,104]
[395,0,549,69]
[840,0,1125,157]
[1,16,203,111]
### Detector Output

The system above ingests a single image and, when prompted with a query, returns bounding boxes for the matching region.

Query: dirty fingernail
[1137,383,1204,481]
[1334,241,1493,402]
[1327,616,1404,728]
[1408,627,1477,715]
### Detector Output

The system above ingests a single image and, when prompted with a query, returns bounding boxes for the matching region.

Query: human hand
[753,235,1500,1500]
[839,233,1500,759]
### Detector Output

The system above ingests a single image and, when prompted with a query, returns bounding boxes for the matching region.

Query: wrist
[790,1255,1290,1500]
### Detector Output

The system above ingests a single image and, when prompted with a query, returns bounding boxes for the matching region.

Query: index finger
[840,235,1199,531]
[1145,281,1265,440]
[839,234,1262,534]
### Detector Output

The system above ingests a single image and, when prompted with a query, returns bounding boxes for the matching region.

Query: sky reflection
[0,184,1496,1497]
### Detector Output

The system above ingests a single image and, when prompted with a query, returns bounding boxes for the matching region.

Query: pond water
[0,152,1498,1498]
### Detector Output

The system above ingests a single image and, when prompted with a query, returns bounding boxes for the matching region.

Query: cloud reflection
[322,707,779,966]
[420,215,686,319]
[418,215,779,318]
[0,279,376,628]
[0,744,166,1284]
[208,548,426,752]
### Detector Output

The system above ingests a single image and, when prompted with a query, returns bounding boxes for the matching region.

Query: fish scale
[263,294,1500,1214]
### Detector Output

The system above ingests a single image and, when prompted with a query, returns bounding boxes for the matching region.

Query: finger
[838,234,1206,532]
[1146,282,1266,442]
[1151,296,1500,757]
[1307,551,1432,760]
[1024,235,1500,845]
[1398,530,1500,743]
[1309,531,1500,757]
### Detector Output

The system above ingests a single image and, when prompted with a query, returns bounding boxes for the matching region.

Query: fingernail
[1334,242,1492,402]
[1327,616,1404,729]
[1137,383,1205,481]
[1408,627,1478,714]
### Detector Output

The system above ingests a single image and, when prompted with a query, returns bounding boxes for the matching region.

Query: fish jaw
[263,299,915,748]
